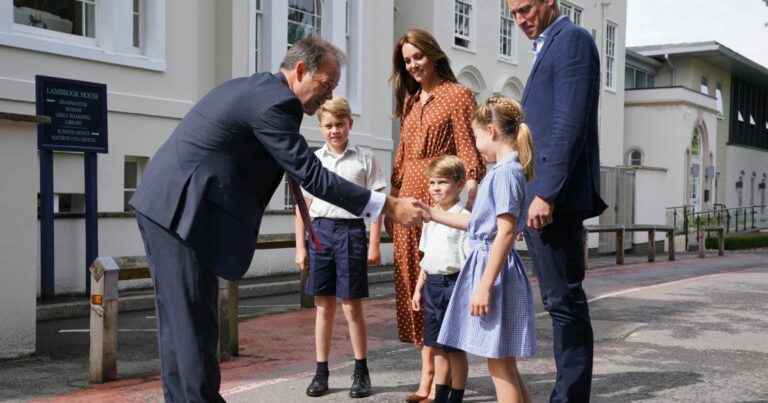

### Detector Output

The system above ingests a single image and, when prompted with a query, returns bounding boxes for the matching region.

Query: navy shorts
[422,273,461,352]
[306,218,369,300]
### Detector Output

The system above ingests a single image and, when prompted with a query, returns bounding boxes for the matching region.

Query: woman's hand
[411,289,422,311]
[464,180,479,211]
[469,286,492,316]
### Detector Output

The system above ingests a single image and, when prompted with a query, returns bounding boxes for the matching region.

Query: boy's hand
[470,287,492,316]
[411,290,422,311]
[295,248,309,271]
[367,247,381,266]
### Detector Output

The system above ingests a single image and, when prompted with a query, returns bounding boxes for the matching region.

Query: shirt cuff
[362,190,386,221]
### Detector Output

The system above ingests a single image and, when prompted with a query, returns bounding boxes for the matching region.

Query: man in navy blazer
[130,36,425,402]
[508,0,607,402]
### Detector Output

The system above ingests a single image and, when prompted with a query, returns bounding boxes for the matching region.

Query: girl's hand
[367,246,381,266]
[464,180,479,211]
[470,287,492,316]
[411,290,422,311]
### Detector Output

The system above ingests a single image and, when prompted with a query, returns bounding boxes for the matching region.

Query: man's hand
[385,196,429,226]
[295,248,309,271]
[527,196,554,230]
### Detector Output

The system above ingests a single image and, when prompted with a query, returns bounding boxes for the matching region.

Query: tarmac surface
[1,250,767,402]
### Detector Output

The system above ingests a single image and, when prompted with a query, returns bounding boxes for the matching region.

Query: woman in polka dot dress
[387,28,485,402]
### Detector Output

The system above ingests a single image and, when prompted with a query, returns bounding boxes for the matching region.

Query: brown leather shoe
[405,393,428,403]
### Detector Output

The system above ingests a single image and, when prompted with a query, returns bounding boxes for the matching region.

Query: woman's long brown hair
[390,29,457,119]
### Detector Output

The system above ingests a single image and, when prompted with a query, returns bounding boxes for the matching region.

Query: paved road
[1,250,767,402]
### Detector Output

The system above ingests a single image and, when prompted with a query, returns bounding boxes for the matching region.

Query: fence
[666,204,767,250]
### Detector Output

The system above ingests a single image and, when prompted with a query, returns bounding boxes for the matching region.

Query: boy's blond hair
[317,96,352,123]
[426,155,466,183]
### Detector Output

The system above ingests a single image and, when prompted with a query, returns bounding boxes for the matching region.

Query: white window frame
[0,1,166,71]
[605,20,617,91]
[626,148,643,166]
[498,0,517,63]
[132,0,141,49]
[124,155,148,212]
[715,82,724,116]
[250,0,267,73]
[252,1,361,112]
[559,1,583,26]
[287,0,323,48]
[453,0,475,52]
[343,0,362,113]
[700,76,709,95]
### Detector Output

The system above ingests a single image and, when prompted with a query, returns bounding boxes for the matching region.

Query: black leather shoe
[349,370,372,398]
[306,374,329,397]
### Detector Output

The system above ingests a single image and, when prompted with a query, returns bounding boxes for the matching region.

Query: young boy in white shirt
[294,97,386,399]
[411,155,470,403]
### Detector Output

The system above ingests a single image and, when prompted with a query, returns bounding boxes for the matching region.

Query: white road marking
[535,269,755,318]
[239,304,299,309]
[58,329,157,334]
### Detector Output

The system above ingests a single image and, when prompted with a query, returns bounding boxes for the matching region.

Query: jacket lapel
[522,17,571,104]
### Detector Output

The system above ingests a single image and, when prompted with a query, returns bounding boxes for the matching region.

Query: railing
[666,205,767,250]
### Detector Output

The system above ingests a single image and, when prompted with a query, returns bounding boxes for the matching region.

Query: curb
[37,269,394,322]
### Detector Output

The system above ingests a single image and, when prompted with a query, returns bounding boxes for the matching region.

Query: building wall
[724,146,768,208]
[655,56,734,205]
[0,0,398,304]
[624,87,718,242]
[0,121,37,358]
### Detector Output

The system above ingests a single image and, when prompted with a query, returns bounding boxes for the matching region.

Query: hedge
[705,231,768,250]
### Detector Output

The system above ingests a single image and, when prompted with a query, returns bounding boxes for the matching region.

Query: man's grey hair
[280,36,346,73]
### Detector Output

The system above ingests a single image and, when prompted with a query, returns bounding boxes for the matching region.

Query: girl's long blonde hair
[473,96,534,180]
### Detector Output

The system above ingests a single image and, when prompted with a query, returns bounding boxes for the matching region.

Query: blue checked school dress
[437,151,537,359]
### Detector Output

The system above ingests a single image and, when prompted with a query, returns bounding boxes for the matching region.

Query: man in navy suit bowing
[507,1,607,402]
[130,36,426,402]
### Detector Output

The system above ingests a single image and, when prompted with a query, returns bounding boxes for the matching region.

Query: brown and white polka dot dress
[391,81,485,344]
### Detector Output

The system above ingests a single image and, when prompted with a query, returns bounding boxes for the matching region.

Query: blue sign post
[36,76,108,298]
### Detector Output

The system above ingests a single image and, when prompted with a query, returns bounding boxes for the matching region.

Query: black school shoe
[349,369,372,398]
[306,373,329,397]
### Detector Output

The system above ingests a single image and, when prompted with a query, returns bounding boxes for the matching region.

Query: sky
[626,0,768,68]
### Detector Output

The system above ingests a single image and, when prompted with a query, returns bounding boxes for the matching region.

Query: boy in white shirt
[411,155,470,403]
[294,97,386,399]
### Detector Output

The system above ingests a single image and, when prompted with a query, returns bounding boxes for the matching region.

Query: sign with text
[36,75,108,153]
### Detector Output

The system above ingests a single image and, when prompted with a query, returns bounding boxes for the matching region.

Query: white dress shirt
[303,144,387,219]
[419,202,470,275]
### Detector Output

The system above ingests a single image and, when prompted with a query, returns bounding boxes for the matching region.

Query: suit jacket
[522,17,607,219]
[130,73,371,280]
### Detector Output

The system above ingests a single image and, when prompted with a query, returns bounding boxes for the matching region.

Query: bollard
[667,229,676,261]
[717,228,725,256]
[218,279,239,361]
[647,229,656,262]
[615,228,625,265]
[89,257,120,383]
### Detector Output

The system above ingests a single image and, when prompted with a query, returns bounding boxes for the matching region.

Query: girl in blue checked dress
[425,97,536,403]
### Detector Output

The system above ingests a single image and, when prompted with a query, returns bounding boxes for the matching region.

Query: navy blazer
[130,73,371,280]
[522,17,607,219]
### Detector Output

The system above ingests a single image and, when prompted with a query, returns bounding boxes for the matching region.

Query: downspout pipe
[664,53,676,86]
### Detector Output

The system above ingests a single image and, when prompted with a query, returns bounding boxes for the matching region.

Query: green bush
[705,232,768,250]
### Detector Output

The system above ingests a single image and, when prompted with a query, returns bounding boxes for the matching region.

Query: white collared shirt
[419,202,470,275]
[532,15,567,65]
[303,144,387,219]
